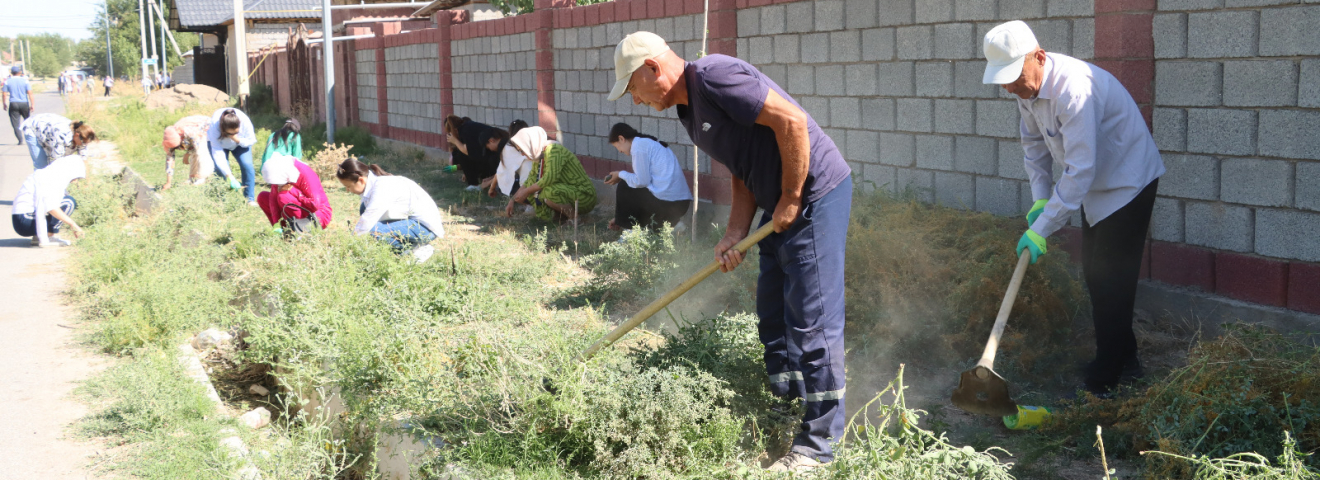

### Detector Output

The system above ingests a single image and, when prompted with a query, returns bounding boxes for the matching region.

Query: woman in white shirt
[11,155,86,247]
[207,107,257,203]
[336,159,445,263]
[603,123,693,231]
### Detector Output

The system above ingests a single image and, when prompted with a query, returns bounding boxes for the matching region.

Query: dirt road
[0,91,105,479]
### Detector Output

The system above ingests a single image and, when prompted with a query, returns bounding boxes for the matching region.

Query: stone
[1153,108,1187,152]
[933,99,975,134]
[816,65,846,96]
[816,0,845,31]
[862,98,897,130]
[1259,110,1320,160]
[240,407,272,429]
[879,0,915,26]
[801,33,830,64]
[896,98,933,132]
[1161,154,1220,200]
[1185,201,1254,252]
[831,97,861,128]
[876,62,915,96]
[1301,59,1320,108]
[914,62,954,97]
[845,64,878,96]
[998,140,1029,180]
[976,176,1022,216]
[1223,60,1298,107]
[1073,18,1095,59]
[192,328,233,351]
[955,136,998,175]
[847,130,880,163]
[916,0,953,23]
[1256,209,1320,262]
[830,30,861,63]
[1297,162,1320,212]
[1260,6,1320,57]
[955,0,995,21]
[761,5,786,35]
[863,164,898,193]
[787,65,815,95]
[1220,158,1293,207]
[1048,0,1093,17]
[1187,11,1258,58]
[787,2,815,33]
[1001,0,1047,19]
[847,0,879,29]
[975,100,1020,138]
[1186,108,1256,156]
[1151,197,1185,242]
[1155,61,1221,106]
[896,26,933,60]
[774,35,800,64]
[249,384,270,396]
[915,135,954,170]
[954,61,997,98]
[861,28,896,62]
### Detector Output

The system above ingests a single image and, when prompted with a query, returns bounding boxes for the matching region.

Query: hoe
[950,250,1032,416]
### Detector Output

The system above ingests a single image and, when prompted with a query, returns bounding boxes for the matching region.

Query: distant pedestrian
[259,118,302,170]
[258,153,332,234]
[603,122,692,232]
[22,113,96,170]
[3,66,33,145]
[140,76,152,94]
[164,73,171,88]
[103,76,114,96]
[57,74,66,96]
[336,158,444,263]
[504,125,596,222]
[207,107,258,202]
[11,155,87,247]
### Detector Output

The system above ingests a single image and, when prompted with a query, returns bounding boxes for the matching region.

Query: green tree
[78,0,197,78]
[16,33,76,77]
[486,0,612,16]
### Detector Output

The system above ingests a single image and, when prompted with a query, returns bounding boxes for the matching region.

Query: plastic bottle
[1003,405,1052,430]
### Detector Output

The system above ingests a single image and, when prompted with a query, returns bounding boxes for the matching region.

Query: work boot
[765,451,822,473]
[1083,355,1143,396]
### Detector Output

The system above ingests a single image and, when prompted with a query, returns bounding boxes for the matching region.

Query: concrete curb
[177,342,263,480]
[119,166,163,216]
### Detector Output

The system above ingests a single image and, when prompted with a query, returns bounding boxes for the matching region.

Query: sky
[0,0,106,42]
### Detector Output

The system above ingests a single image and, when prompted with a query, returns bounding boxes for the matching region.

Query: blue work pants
[212,143,256,201]
[359,203,437,251]
[755,177,851,462]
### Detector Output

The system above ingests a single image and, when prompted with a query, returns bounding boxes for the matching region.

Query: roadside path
[0,91,106,479]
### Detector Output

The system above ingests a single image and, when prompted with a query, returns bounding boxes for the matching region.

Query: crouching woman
[505,126,596,222]
[11,155,86,247]
[336,159,445,261]
[258,153,332,233]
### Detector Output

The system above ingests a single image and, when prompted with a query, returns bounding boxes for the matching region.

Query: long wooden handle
[976,250,1032,370]
[575,222,777,364]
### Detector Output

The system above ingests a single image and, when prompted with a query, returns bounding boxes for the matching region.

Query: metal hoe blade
[950,365,1018,416]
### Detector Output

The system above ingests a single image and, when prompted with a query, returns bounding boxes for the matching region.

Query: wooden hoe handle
[575,222,777,364]
[975,250,1032,371]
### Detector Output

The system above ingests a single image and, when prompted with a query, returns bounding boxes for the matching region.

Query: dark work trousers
[453,149,498,186]
[756,176,851,462]
[9,101,30,144]
[614,183,691,231]
[1080,178,1159,391]
[12,195,77,237]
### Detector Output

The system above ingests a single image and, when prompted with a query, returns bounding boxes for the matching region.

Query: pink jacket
[262,160,333,228]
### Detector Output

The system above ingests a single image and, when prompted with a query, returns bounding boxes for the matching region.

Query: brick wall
[452,32,539,128]
[248,0,1320,317]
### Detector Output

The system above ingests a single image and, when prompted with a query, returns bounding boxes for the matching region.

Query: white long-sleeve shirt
[494,144,531,196]
[355,172,445,238]
[206,108,256,180]
[1020,53,1165,238]
[618,137,693,202]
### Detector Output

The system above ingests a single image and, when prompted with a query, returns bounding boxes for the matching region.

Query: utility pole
[105,4,115,77]
[322,0,334,143]
[159,0,168,74]
[232,0,249,103]
[138,0,149,94]
[146,0,158,83]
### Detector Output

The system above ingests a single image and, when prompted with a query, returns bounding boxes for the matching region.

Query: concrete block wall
[1148,1,1320,312]
[385,43,444,134]
[452,32,539,128]
[736,0,1094,216]
[551,15,710,175]
[355,48,380,126]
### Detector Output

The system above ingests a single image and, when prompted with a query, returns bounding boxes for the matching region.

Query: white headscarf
[508,126,554,163]
[32,155,86,243]
[261,153,300,185]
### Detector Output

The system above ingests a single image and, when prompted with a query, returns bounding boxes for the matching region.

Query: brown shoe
[766,451,822,473]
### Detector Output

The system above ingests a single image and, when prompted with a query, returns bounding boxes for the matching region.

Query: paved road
[0,91,105,479]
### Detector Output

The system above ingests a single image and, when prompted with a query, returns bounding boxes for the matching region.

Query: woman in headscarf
[161,114,223,190]
[259,118,302,170]
[207,107,258,203]
[487,119,531,198]
[506,126,596,222]
[443,115,499,190]
[336,158,445,263]
[21,113,96,170]
[257,153,332,233]
[11,155,87,247]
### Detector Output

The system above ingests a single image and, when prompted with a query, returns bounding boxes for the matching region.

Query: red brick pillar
[437,12,460,150]
[373,22,401,138]
[1094,0,1155,128]
[534,0,574,139]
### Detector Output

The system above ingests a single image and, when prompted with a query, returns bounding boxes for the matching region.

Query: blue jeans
[24,131,47,169]
[360,203,436,251]
[756,177,852,462]
[12,195,77,236]
[212,143,256,201]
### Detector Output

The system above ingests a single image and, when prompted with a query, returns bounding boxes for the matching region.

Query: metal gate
[192,46,227,92]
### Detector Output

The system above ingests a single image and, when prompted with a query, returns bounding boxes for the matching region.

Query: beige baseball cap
[607,31,671,101]
[982,20,1039,84]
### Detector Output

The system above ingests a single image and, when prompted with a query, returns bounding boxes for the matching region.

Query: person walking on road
[336,158,444,263]
[982,21,1165,396]
[103,75,114,96]
[11,155,87,247]
[161,115,218,189]
[608,32,853,472]
[602,122,692,232]
[21,113,97,170]
[207,107,258,203]
[3,66,33,145]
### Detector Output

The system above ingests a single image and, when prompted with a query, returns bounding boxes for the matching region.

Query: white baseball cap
[982,21,1039,84]
[607,31,671,101]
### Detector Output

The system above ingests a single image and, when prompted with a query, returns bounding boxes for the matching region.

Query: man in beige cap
[983,20,1165,395]
[608,31,852,471]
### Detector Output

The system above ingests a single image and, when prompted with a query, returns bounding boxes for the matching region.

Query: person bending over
[603,122,692,232]
[207,107,258,203]
[161,115,218,189]
[22,113,96,170]
[504,126,597,222]
[258,153,333,234]
[12,155,87,247]
[443,115,500,190]
[336,158,445,263]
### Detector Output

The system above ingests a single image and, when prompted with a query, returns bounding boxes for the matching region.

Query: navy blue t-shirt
[676,55,849,211]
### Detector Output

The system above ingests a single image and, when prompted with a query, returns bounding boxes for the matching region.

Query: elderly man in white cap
[983,21,1165,395]
[607,32,852,471]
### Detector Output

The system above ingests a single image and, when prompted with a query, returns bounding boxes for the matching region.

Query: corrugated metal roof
[174,0,321,28]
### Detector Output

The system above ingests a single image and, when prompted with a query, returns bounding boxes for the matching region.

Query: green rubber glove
[442,165,458,173]
[271,226,283,236]
[1016,230,1047,264]
[1026,199,1048,226]
[229,178,242,191]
